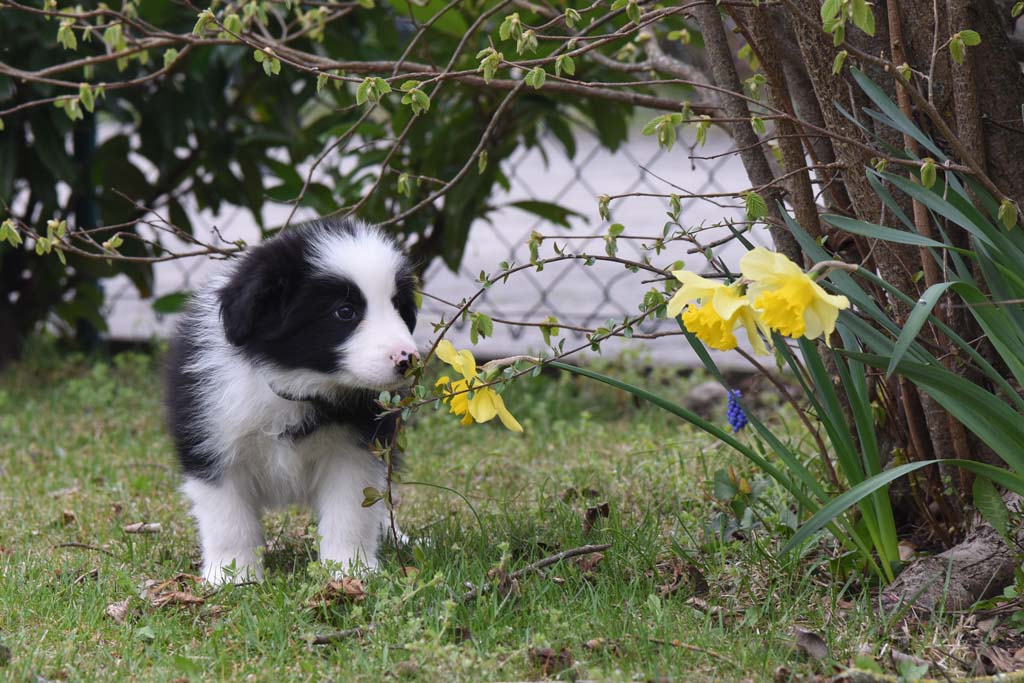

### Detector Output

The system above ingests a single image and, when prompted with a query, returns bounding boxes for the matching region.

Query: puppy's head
[219,220,418,395]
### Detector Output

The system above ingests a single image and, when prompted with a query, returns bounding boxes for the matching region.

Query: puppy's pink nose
[390,348,419,373]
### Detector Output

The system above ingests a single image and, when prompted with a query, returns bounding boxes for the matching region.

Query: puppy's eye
[334,305,357,322]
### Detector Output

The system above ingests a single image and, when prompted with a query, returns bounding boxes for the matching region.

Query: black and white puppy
[164,219,418,584]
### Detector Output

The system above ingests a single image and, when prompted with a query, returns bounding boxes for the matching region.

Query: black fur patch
[163,318,220,482]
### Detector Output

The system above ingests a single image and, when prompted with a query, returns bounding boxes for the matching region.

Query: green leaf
[713,468,738,500]
[820,0,841,22]
[832,50,848,75]
[743,191,768,221]
[998,198,1018,230]
[78,83,95,113]
[361,486,383,507]
[959,29,981,46]
[507,200,584,228]
[695,115,710,147]
[850,352,1024,474]
[949,35,966,64]
[498,13,519,42]
[751,117,766,135]
[920,157,937,189]
[850,0,875,35]
[625,0,642,24]
[822,213,950,249]
[780,461,934,555]
[1014,1,1024,17]
[525,67,546,90]
[162,48,179,69]
[152,291,192,314]
[973,475,1010,540]
[193,9,214,35]
[0,219,22,246]
[555,54,575,77]
[886,282,955,378]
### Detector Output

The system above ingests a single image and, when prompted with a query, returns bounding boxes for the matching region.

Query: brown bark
[692,2,803,264]
[736,7,824,241]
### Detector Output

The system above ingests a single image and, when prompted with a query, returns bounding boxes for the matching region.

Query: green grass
[0,345,970,682]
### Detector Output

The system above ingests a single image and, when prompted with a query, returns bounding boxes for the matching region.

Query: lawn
[0,344,981,682]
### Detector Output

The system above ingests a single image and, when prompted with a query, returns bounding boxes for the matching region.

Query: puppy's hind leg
[182,475,264,585]
[312,449,389,575]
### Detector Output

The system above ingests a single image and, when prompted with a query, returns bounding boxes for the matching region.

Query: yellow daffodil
[435,340,523,433]
[667,270,771,354]
[740,248,850,342]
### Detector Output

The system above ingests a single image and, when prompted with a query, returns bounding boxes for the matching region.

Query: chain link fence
[104,122,759,364]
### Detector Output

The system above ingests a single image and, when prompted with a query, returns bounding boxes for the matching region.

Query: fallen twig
[54,542,115,557]
[647,637,741,670]
[462,543,612,602]
[308,626,368,645]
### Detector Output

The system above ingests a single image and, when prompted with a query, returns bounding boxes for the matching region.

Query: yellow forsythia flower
[666,270,771,354]
[435,340,523,433]
[740,248,850,342]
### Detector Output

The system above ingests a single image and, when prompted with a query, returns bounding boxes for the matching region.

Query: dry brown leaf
[527,646,573,676]
[401,566,419,578]
[61,510,77,526]
[141,574,206,609]
[978,646,1017,674]
[307,577,367,608]
[561,486,601,502]
[976,616,999,634]
[793,628,829,661]
[897,540,916,562]
[649,557,708,598]
[584,637,623,656]
[73,569,99,585]
[152,591,205,607]
[105,598,130,625]
[483,567,520,600]
[582,502,611,534]
[123,522,162,534]
[48,484,80,498]
[575,552,604,575]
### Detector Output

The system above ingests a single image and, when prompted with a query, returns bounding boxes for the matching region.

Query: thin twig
[461,543,612,602]
[54,542,115,557]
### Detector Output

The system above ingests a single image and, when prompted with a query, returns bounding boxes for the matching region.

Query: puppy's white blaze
[310,225,416,390]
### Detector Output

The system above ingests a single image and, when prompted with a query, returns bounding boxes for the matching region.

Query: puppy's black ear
[219,268,274,346]
[219,243,303,346]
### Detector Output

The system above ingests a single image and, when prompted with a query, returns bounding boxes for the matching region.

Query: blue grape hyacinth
[726,389,748,432]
